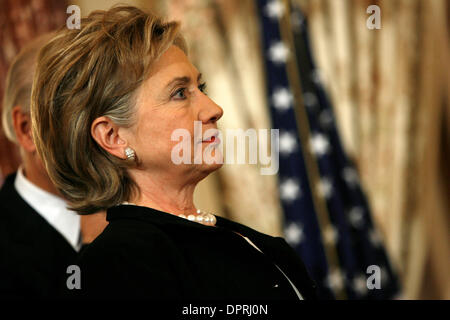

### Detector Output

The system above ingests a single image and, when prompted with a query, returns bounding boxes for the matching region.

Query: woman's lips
[202,135,220,144]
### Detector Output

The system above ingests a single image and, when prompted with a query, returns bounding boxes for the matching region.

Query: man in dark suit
[0,34,107,297]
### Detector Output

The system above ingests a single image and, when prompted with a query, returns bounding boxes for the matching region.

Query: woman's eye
[198,82,207,94]
[172,82,207,100]
[172,88,186,100]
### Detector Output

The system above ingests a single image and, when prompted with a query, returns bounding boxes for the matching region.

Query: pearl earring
[124,147,136,161]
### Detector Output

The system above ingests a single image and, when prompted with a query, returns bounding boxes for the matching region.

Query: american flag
[256,0,400,299]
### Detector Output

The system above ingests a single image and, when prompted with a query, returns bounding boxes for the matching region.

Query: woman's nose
[199,96,224,124]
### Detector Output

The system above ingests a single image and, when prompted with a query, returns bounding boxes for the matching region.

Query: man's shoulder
[0,173,17,202]
[0,172,34,221]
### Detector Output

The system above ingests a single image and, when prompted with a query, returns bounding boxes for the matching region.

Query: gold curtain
[298,0,449,299]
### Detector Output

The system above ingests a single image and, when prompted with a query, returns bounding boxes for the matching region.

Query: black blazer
[75,204,317,300]
[0,173,78,298]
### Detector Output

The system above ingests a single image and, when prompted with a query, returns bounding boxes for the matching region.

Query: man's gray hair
[2,34,53,143]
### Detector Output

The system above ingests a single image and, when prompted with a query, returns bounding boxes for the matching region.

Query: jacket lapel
[216,216,317,300]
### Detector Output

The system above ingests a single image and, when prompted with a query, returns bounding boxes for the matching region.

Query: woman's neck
[128,169,198,216]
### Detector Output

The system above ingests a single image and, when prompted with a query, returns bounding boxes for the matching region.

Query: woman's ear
[12,106,36,153]
[91,116,128,159]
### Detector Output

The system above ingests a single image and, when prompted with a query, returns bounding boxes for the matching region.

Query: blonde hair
[2,34,53,143]
[31,6,187,214]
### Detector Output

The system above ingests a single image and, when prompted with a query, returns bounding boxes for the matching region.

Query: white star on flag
[342,167,360,187]
[348,206,365,229]
[319,109,334,129]
[272,87,293,111]
[310,68,324,84]
[325,269,345,292]
[352,274,368,296]
[279,178,301,202]
[284,222,304,246]
[310,133,330,156]
[317,177,333,199]
[369,229,383,247]
[268,41,289,64]
[303,91,318,108]
[279,131,297,156]
[264,0,285,19]
[323,225,338,245]
[290,10,305,30]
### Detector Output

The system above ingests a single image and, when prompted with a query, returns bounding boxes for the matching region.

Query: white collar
[14,167,81,251]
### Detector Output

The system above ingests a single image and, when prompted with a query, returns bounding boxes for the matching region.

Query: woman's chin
[199,159,224,173]
[196,155,224,175]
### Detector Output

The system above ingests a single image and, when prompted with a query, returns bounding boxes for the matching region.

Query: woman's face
[123,45,224,183]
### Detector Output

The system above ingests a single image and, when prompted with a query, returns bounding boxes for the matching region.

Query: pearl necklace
[121,202,216,226]
[178,209,217,226]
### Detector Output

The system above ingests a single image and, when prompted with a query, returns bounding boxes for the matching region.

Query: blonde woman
[31,6,316,299]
